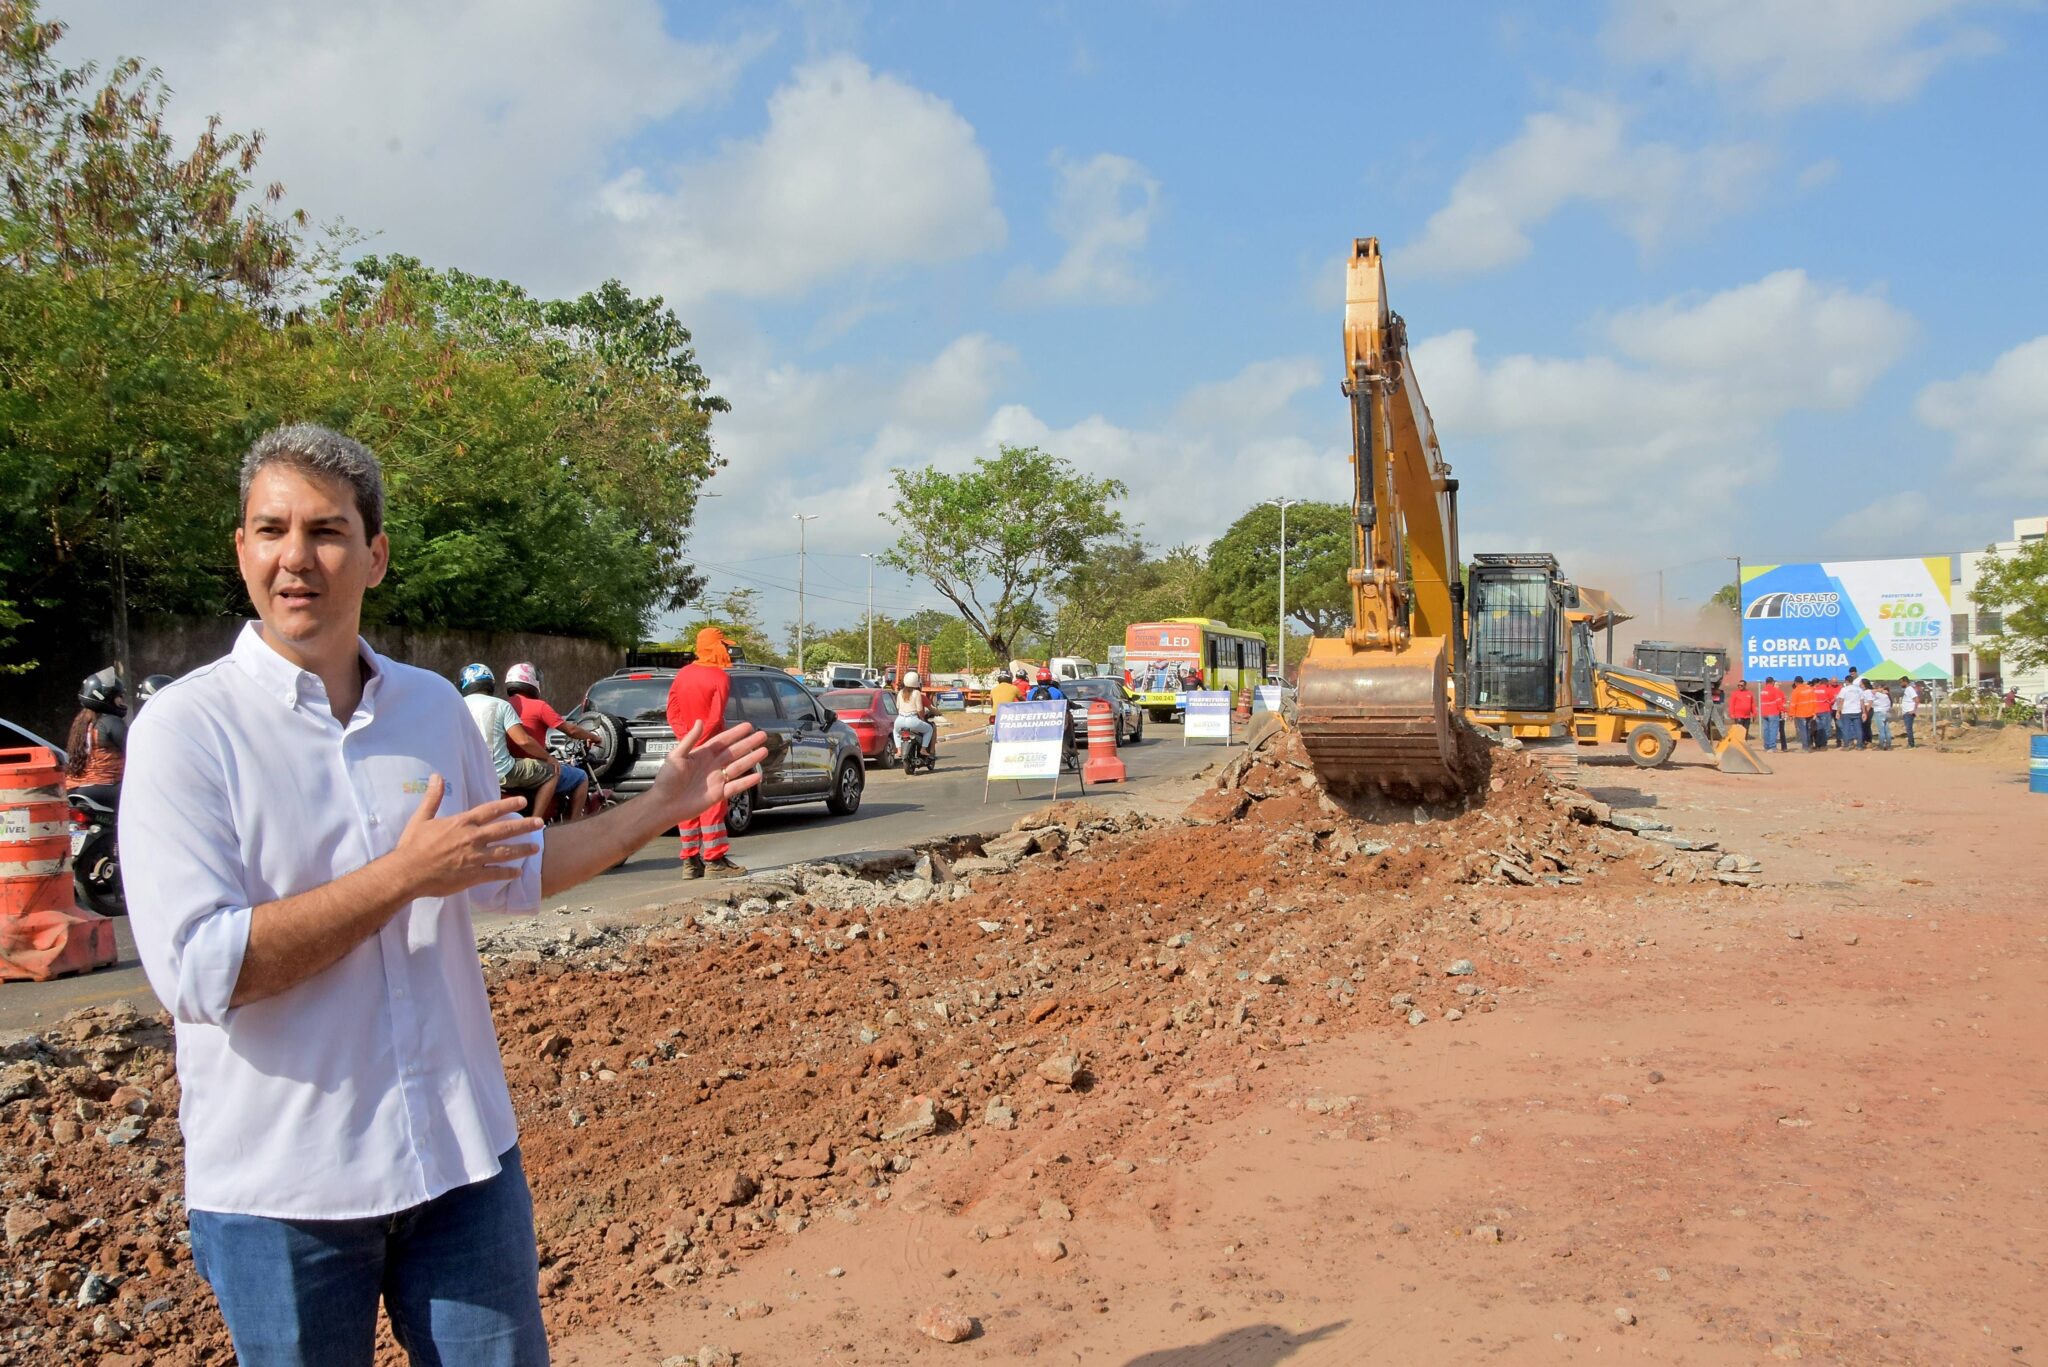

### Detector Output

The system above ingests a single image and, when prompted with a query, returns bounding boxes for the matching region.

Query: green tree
[1709,582,1741,613]
[1970,541,2048,675]
[676,588,786,668]
[1053,539,1205,658]
[0,0,308,679]
[1200,501,1354,639]
[880,446,1126,661]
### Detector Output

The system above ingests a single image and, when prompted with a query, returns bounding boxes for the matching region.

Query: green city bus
[1122,618,1269,721]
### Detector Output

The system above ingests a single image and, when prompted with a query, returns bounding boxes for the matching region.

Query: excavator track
[1295,637,1466,801]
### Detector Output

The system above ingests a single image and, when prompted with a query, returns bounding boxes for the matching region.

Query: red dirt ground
[1,726,2042,1365]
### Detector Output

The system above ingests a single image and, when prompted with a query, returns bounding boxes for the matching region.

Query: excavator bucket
[1713,723,1771,775]
[1296,634,1467,800]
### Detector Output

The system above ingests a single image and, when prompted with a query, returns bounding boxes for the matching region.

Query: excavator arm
[1297,238,1470,798]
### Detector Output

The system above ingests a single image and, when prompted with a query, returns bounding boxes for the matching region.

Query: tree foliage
[1201,501,1354,638]
[1970,540,2048,675]
[1053,539,1205,658]
[672,588,786,669]
[880,446,1126,660]
[0,4,724,668]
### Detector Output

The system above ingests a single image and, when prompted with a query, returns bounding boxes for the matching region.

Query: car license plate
[69,829,88,858]
[645,739,677,756]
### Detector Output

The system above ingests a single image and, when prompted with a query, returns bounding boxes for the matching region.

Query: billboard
[1740,557,1952,681]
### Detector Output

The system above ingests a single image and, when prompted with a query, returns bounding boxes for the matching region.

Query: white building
[1952,515,2047,696]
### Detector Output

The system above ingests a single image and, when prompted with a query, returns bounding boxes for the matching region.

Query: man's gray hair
[239,423,386,539]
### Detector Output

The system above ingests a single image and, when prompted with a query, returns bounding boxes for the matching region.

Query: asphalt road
[0,721,1223,1032]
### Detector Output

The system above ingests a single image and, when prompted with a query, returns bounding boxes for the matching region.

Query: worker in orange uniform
[1785,680,1818,754]
[666,628,746,878]
[1758,676,1787,752]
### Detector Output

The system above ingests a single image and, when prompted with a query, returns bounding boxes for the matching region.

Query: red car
[822,688,901,765]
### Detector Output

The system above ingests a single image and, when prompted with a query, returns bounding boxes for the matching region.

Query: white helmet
[903,670,921,689]
[505,662,542,694]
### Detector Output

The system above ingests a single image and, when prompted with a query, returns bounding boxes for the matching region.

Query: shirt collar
[231,621,385,713]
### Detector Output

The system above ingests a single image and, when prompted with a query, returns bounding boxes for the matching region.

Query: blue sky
[55,0,2048,640]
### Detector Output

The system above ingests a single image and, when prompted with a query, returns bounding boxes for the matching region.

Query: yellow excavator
[1297,239,1767,794]
[1298,237,1471,798]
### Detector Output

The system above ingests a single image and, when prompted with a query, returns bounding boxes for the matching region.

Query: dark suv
[572,665,867,834]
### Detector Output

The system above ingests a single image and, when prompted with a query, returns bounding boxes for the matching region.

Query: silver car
[572,665,868,833]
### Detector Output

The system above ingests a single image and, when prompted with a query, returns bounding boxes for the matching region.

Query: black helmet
[136,673,174,706]
[79,666,125,715]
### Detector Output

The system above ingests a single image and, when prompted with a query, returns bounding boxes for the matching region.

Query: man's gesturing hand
[647,721,769,823]
[393,775,543,898]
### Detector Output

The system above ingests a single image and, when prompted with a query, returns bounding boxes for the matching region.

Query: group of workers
[1724,671,1923,752]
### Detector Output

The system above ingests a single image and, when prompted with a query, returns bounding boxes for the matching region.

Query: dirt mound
[1936,721,2046,765]
[0,738,1751,1363]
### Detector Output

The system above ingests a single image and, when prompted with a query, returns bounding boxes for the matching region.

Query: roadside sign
[936,690,966,712]
[1253,685,1285,713]
[986,701,1066,781]
[1184,690,1232,742]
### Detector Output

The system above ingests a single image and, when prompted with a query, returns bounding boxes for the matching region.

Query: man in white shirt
[1900,680,1921,748]
[120,424,766,1366]
[1835,676,1866,750]
[1868,681,1893,749]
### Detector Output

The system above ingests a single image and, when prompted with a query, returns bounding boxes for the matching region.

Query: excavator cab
[1463,553,1574,735]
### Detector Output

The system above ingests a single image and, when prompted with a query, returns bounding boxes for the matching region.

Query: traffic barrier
[1082,700,1126,784]
[0,747,118,983]
[2032,735,2048,796]
[1233,688,1251,722]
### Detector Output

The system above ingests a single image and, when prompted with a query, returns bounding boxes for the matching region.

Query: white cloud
[51,0,765,295]
[1397,97,1770,278]
[1008,152,1162,304]
[893,334,1019,430]
[1173,357,1322,433]
[605,55,1006,304]
[1915,336,2048,495]
[1602,0,2004,110]
[1411,270,1914,553]
[1823,492,1980,557]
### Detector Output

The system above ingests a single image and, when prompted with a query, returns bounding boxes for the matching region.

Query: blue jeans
[189,1147,547,1366]
[1874,714,1892,748]
[1814,713,1833,747]
[556,764,588,805]
[1903,712,1916,746]
[1762,715,1783,751]
[1838,713,1863,748]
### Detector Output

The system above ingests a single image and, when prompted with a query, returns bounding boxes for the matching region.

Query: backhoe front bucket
[1296,635,1467,800]
[1713,723,1771,775]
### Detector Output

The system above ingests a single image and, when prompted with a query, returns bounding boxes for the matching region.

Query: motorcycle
[894,717,939,775]
[67,790,124,917]
[547,733,616,823]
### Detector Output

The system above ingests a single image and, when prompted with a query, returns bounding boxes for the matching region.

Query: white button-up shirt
[121,624,540,1219]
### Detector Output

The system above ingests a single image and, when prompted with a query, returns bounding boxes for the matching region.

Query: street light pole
[860,552,877,674]
[793,513,819,674]
[1266,497,1302,683]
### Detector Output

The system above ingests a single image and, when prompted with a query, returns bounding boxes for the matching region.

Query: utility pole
[793,513,818,674]
[860,552,877,674]
[1657,568,1665,634]
[1266,497,1301,683]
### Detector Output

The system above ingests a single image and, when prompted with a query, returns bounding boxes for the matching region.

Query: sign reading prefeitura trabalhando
[1739,557,1953,681]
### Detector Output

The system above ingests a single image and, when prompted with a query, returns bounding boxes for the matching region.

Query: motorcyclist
[457,662,559,819]
[1027,667,1079,766]
[893,669,938,764]
[503,662,600,820]
[135,673,175,708]
[63,666,128,800]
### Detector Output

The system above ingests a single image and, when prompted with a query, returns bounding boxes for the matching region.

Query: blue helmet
[458,662,495,694]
